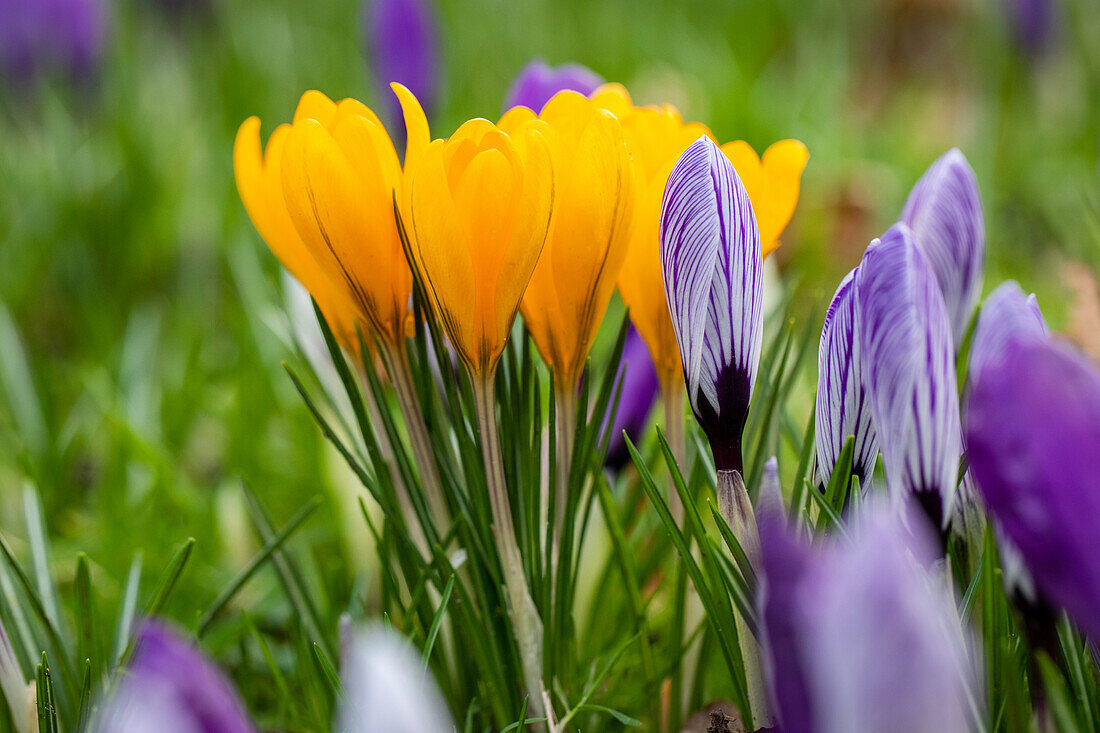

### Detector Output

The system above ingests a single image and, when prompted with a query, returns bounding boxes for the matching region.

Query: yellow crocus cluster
[590,83,809,391]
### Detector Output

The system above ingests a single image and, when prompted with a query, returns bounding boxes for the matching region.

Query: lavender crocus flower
[966,336,1100,641]
[504,59,603,112]
[758,502,974,733]
[605,324,659,471]
[660,135,763,477]
[338,625,454,733]
[968,280,1047,384]
[900,149,984,346]
[815,267,878,488]
[0,0,106,83]
[855,224,961,530]
[365,0,438,129]
[97,621,256,733]
[1006,0,1056,55]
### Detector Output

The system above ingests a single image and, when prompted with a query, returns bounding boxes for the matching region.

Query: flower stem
[379,341,450,537]
[662,382,685,522]
[472,372,551,727]
[551,387,576,573]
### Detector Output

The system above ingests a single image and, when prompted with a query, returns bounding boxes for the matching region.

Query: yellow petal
[390,82,430,172]
[589,83,634,118]
[293,90,337,126]
[498,105,537,134]
[721,139,808,257]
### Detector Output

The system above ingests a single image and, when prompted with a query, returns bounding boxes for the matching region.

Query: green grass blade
[144,537,195,617]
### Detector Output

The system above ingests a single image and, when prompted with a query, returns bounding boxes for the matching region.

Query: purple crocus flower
[504,59,603,112]
[900,149,984,346]
[855,224,961,530]
[966,336,1100,641]
[339,625,454,732]
[968,280,1047,385]
[758,502,974,733]
[97,621,256,733]
[1006,0,1056,55]
[605,324,659,471]
[815,267,878,488]
[0,0,106,83]
[660,135,763,476]
[364,0,438,132]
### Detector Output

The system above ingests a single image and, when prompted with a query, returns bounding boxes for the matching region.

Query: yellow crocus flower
[590,83,808,389]
[405,116,555,376]
[279,89,425,347]
[233,116,363,351]
[500,90,635,389]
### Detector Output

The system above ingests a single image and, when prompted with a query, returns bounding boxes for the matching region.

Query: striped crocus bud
[967,336,1100,641]
[968,280,1047,385]
[660,135,763,476]
[815,267,878,488]
[855,224,961,530]
[900,149,984,346]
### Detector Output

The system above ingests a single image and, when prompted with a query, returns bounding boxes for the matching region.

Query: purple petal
[854,224,961,527]
[660,135,763,471]
[966,336,1100,640]
[1006,0,1057,54]
[759,503,972,733]
[504,59,603,113]
[98,621,256,733]
[604,324,659,471]
[339,625,454,732]
[815,267,879,487]
[968,280,1047,385]
[900,149,985,346]
[365,0,439,118]
[0,0,106,82]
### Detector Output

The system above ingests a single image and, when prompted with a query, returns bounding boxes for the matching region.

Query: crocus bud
[900,149,984,346]
[338,625,454,732]
[660,135,763,475]
[364,0,438,126]
[0,0,106,84]
[968,280,1047,385]
[855,224,961,530]
[97,621,256,733]
[815,267,878,487]
[505,59,603,113]
[966,336,1100,640]
[604,324,659,471]
[758,502,974,733]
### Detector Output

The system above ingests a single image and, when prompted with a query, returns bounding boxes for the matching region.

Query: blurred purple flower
[758,502,973,733]
[900,149,984,346]
[968,280,1047,385]
[604,324,659,471]
[660,135,763,476]
[98,621,256,733]
[855,224,961,530]
[504,59,603,112]
[815,267,878,488]
[365,0,439,134]
[966,336,1100,640]
[0,0,106,83]
[1006,0,1056,55]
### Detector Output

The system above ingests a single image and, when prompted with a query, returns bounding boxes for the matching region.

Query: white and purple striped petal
[900,149,984,345]
[660,135,763,472]
[968,280,1047,385]
[815,268,878,487]
[855,224,961,528]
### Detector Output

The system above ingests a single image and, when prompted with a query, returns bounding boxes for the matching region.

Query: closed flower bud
[968,279,1047,385]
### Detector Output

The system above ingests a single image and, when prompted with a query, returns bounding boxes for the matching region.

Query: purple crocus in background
[1006,0,1057,55]
[604,324,659,471]
[364,0,439,135]
[504,59,603,112]
[968,280,1047,385]
[97,621,256,733]
[900,149,984,346]
[855,224,961,531]
[815,267,878,488]
[0,0,106,84]
[758,501,975,733]
[966,336,1100,641]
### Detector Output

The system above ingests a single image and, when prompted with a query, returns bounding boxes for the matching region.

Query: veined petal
[854,224,961,526]
[815,267,878,487]
[901,149,984,344]
[969,280,1047,384]
[660,135,762,470]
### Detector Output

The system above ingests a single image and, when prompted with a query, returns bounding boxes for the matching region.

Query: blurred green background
[0,0,1097,717]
